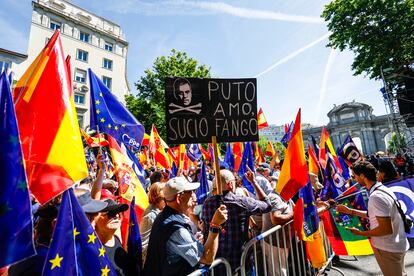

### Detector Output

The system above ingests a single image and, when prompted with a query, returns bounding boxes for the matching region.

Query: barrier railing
[187,257,232,276]
[318,218,345,276]
[238,220,313,276]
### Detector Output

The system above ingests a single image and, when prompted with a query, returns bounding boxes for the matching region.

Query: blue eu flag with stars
[128,197,143,274]
[0,72,36,267]
[89,68,145,150]
[43,189,115,275]
[196,162,210,205]
[238,142,255,194]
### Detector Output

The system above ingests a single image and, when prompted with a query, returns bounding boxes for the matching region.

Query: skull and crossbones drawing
[168,102,202,114]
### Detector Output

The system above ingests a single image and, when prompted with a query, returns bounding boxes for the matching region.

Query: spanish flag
[80,129,108,148]
[13,31,87,204]
[149,125,170,169]
[308,144,319,175]
[257,107,269,130]
[255,144,265,163]
[107,135,148,219]
[276,109,308,201]
[265,141,276,157]
[293,182,326,268]
[232,142,243,172]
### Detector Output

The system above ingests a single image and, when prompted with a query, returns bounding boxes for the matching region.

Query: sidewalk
[325,239,414,275]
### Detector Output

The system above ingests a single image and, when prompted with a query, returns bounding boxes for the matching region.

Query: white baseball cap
[164,177,200,201]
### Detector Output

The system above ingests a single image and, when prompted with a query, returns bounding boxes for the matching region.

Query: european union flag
[386,177,414,237]
[0,72,36,267]
[89,69,145,150]
[196,162,209,204]
[300,182,319,238]
[238,142,255,194]
[128,197,143,274]
[186,144,202,162]
[224,143,235,171]
[280,121,294,147]
[43,189,115,275]
[320,157,346,201]
[124,143,146,189]
[42,190,77,275]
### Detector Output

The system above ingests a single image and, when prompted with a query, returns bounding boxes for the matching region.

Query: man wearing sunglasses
[144,177,228,276]
[95,199,138,276]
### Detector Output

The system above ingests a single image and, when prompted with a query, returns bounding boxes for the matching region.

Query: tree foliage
[322,0,414,80]
[387,132,406,154]
[126,49,211,140]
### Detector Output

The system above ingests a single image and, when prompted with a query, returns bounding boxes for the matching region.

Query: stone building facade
[15,0,129,128]
[302,101,393,154]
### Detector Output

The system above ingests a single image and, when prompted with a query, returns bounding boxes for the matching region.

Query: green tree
[322,0,414,80]
[126,49,211,140]
[387,132,406,154]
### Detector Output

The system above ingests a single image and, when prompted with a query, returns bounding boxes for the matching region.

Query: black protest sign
[165,77,258,144]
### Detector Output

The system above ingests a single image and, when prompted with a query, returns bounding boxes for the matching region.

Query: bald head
[214,169,236,192]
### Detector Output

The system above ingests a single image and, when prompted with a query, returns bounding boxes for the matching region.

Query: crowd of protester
[3,142,414,276]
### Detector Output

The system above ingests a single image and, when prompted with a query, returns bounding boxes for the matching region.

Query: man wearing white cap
[144,177,228,276]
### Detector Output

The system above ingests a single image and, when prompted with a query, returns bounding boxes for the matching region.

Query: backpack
[371,185,413,234]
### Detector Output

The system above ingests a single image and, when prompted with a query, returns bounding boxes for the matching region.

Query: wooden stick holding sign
[211,136,222,195]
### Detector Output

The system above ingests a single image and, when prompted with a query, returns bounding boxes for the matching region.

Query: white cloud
[102,0,324,24]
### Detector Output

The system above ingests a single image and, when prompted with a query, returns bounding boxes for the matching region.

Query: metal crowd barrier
[187,257,232,276]
[238,220,312,276]
[317,218,345,276]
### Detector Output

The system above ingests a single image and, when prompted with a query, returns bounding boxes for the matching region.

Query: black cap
[102,199,128,214]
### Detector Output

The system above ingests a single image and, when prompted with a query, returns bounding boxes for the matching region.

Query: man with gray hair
[144,177,228,276]
[202,169,272,272]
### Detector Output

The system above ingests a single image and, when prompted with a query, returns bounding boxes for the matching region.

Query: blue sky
[0,0,386,126]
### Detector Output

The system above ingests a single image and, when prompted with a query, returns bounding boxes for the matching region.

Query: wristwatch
[209,226,221,234]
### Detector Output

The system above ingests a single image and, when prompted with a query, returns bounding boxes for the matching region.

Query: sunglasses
[104,211,120,219]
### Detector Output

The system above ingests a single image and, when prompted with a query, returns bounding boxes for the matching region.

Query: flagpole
[96,125,102,153]
[212,136,222,195]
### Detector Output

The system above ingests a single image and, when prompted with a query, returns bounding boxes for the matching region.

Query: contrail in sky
[178,1,325,24]
[108,0,325,24]
[315,48,337,124]
[255,33,330,78]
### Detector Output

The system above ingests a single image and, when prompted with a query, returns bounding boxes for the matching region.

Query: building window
[74,69,87,83]
[103,58,113,70]
[0,60,11,73]
[77,114,84,128]
[50,20,61,31]
[102,76,112,89]
[77,49,88,62]
[104,41,113,52]
[79,31,90,43]
[74,93,85,104]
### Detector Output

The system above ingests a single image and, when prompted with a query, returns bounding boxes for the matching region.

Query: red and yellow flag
[141,132,150,147]
[308,144,319,175]
[319,127,341,172]
[257,107,269,130]
[150,125,170,169]
[13,31,87,204]
[255,144,265,163]
[276,109,308,201]
[199,144,211,161]
[107,135,148,218]
[232,142,243,172]
[265,141,276,157]
[80,129,108,147]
